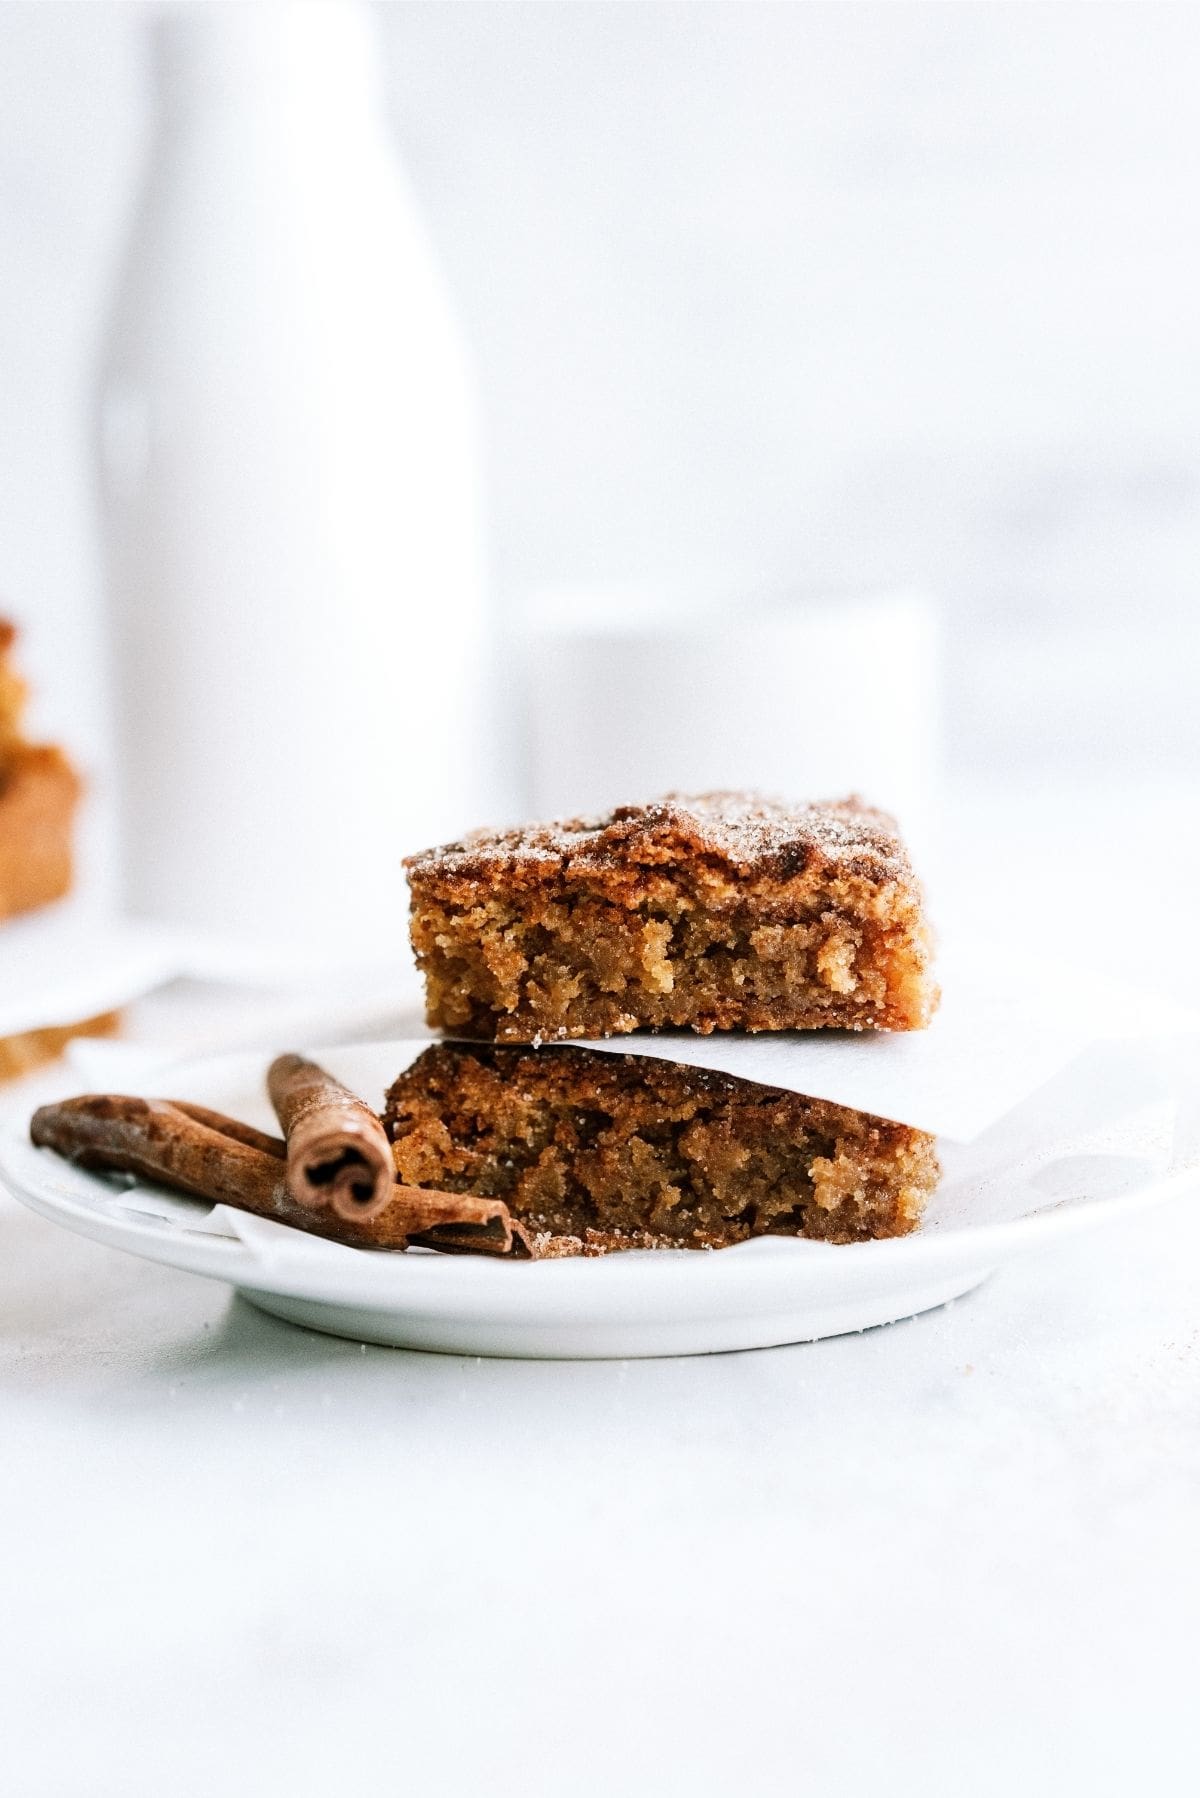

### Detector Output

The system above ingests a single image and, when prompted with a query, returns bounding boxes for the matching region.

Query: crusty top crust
[405,792,913,885]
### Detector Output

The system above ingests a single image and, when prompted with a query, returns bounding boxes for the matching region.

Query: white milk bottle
[97,0,487,959]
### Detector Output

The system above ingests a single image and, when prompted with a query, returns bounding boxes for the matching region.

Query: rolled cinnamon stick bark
[30,1093,528,1257]
[267,1052,395,1222]
[411,1215,533,1258]
[31,1094,286,1211]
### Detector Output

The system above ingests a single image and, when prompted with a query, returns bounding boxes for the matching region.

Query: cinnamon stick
[267,1052,395,1222]
[410,1216,534,1259]
[30,1093,527,1258]
[31,1095,286,1212]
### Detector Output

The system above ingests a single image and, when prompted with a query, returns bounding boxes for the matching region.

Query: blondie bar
[1,619,94,1076]
[406,793,936,1041]
[0,619,26,767]
[384,1043,939,1253]
[0,622,80,922]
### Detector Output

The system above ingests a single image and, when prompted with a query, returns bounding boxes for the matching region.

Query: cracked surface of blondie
[406,793,937,1041]
[384,1043,939,1253]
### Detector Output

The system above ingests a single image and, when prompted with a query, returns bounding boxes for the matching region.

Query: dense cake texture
[406,793,937,1041]
[0,622,80,922]
[384,1043,939,1254]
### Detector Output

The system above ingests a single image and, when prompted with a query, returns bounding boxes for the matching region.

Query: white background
[2,8,1199,1793]
[3,1,1199,792]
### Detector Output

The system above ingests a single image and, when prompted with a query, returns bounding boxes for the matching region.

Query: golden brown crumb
[384,1043,939,1253]
[0,745,81,922]
[0,618,28,774]
[0,621,81,922]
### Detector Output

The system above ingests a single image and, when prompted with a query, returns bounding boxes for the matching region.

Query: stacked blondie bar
[0,620,115,1079]
[0,619,79,923]
[388,793,940,1255]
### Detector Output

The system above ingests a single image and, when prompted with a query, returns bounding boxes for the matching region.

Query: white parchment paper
[0,908,187,1038]
[0,905,417,1040]
[555,940,1197,1140]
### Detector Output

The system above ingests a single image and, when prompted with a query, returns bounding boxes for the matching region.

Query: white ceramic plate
[2,1038,1196,1358]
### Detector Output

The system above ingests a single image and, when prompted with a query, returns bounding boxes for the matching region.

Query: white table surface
[2,780,1198,1797]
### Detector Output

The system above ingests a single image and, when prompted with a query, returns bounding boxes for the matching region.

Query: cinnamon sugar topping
[406,791,937,1040]
[405,792,909,883]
